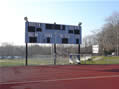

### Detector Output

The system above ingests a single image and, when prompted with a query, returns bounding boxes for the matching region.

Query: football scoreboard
[25,21,82,44]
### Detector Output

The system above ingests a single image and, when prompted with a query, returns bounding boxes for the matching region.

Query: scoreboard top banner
[25,21,82,44]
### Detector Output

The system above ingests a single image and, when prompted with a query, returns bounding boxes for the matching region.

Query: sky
[0,0,119,45]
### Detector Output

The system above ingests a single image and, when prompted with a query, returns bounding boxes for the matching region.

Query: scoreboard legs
[25,43,28,66]
[54,44,57,65]
[78,44,80,64]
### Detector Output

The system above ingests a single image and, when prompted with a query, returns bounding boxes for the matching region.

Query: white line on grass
[1,75,119,85]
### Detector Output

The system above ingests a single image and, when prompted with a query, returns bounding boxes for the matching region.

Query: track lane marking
[1,75,119,85]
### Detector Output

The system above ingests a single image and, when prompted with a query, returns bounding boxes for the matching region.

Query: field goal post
[69,54,80,64]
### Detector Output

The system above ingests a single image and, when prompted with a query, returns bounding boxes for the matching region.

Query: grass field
[0,56,119,67]
[0,57,69,67]
[81,56,119,64]
[0,59,55,67]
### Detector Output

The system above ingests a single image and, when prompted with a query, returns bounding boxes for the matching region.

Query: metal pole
[24,17,29,66]
[54,22,57,65]
[54,44,56,65]
[78,44,80,64]
[25,43,28,66]
[78,22,82,64]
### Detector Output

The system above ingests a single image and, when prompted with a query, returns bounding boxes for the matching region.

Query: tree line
[0,43,79,57]
[82,12,119,55]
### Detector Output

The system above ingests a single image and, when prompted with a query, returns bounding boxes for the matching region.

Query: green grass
[103,56,119,60]
[1,56,119,67]
[0,57,69,67]
[81,56,119,64]
[0,59,25,67]
[0,59,54,67]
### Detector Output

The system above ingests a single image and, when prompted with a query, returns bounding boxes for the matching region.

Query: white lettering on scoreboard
[25,22,82,44]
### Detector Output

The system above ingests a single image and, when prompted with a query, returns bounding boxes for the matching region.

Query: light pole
[24,17,28,66]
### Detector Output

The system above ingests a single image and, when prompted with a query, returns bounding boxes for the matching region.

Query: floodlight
[78,22,82,26]
[24,17,28,22]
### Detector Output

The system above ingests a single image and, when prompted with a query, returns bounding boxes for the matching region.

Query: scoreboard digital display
[25,22,82,44]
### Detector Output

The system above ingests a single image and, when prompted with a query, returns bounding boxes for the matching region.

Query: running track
[0,65,119,89]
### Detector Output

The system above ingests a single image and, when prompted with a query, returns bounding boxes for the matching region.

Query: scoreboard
[25,21,82,44]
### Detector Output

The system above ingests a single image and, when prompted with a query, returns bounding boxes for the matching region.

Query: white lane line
[1,75,119,85]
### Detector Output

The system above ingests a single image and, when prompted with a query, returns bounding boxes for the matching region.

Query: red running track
[0,65,119,89]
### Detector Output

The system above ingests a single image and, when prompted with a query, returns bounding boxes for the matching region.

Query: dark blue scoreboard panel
[25,22,82,44]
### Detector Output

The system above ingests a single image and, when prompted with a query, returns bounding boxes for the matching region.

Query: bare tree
[97,12,119,55]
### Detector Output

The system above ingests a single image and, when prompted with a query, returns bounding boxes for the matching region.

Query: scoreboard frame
[25,21,82,44]
[24,17,82,65]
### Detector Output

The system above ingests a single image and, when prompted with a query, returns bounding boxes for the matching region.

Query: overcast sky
[0,0,119,45]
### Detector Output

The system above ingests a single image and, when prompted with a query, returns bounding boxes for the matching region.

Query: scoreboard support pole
[54,22,57,65]
[54,44,57,65]
[78,22,82,64]
[24,17,29,66]
[78,44,80,64]
[25,43,28,66]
